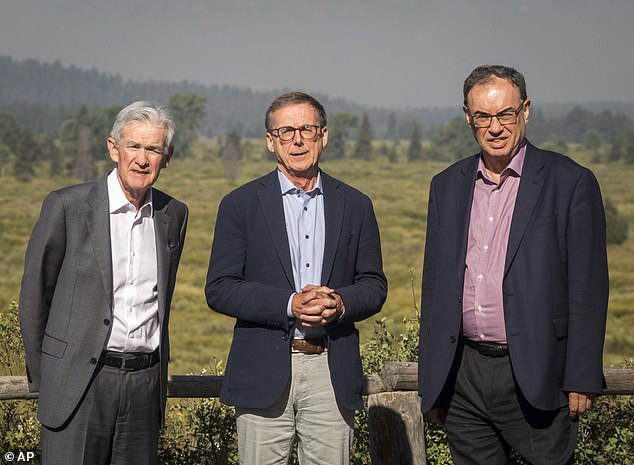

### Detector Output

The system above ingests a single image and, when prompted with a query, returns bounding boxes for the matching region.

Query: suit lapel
[257,171,295,288]
[456,156,479,289]
[321,173,344,285]
[86,178,114,311]
[153,191,171,322]
[504,143,547,276]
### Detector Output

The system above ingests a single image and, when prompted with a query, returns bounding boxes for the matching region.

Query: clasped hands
[291,284,344,327]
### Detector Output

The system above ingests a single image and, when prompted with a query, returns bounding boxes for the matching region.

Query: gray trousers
[236,351,355,465]
[444,343,577,465]
[40,362,161,465]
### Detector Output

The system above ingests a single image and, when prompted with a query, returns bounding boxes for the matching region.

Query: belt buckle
[120,356,137,371]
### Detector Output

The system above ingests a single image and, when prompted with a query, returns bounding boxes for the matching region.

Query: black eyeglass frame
[268,124,323,142]
[465,101,526,128]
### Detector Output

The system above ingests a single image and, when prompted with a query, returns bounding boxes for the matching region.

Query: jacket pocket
[41,333,68,358]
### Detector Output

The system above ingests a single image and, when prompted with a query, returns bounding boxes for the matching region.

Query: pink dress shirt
[462,144,527,343]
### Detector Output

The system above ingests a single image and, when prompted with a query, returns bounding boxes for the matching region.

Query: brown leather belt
[292,337,326,354]
[463,337,509,357]
[100,348,160,371]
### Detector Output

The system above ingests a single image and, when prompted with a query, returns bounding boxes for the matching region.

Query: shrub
[0,300,633,464]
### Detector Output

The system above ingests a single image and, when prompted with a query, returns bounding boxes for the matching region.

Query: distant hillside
[1,55,633,138]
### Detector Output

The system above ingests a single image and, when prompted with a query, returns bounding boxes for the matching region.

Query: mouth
[488,137,508,149]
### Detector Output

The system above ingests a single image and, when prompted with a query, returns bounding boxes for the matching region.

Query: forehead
[270,103,319,126]
[466,76,521,109]
[120,120,166,142]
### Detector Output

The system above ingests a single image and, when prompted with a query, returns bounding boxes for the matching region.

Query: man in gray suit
[19,101,188,465]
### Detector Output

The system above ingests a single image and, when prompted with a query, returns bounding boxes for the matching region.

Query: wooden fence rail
[2,363,633,465]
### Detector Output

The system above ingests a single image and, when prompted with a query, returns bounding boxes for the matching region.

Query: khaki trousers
[236,351,355,465]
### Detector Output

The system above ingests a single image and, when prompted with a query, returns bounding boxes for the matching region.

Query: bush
[0,302,40,460]
[1,300,633,464]
[605,197,629,245]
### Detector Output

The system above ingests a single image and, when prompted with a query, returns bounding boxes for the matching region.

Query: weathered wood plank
[368,391,426,465]
[2,365,633,399]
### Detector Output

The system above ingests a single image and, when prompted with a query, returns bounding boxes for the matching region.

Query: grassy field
[1,140,633,376]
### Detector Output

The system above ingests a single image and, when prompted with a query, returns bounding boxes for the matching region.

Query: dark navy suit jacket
[418,141,609,412]
[206,169,387,410]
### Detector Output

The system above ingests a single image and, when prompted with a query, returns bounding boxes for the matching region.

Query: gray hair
[110,101,175,151]
[265,92,327,131]
[463,65,527,106]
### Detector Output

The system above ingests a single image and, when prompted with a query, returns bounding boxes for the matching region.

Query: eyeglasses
[268,124,322,142]
[466,101,526,128]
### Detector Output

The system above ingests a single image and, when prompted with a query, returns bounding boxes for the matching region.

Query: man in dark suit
[19,101,188,465]
[418,65,608,465]
[206,92,386,464]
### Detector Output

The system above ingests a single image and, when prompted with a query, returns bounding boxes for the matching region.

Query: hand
[426,408,445,426]
[567,391,596,418]
[291,285,344,327]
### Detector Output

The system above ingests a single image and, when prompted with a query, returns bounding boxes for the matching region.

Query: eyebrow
[471,106,516,115]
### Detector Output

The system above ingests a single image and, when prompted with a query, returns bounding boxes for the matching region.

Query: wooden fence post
[368,390,426,465]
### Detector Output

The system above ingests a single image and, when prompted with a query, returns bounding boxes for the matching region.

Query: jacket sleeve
[205,194,294,329]
[19,192,67,392]
[563,168,609,394]
[335,196,387,324]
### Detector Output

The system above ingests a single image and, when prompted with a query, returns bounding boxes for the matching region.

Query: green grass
[1,140,633,373]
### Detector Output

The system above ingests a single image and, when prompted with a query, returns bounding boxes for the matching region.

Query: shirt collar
[477,139,527,181]
[277,169,323,196]
[107,169,154,216]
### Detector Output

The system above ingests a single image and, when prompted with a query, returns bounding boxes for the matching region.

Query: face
[266,103,328,186]
[107,120,170,206]
[464,76,530,166]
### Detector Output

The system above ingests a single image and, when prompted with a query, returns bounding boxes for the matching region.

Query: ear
[463,106,472,126]
[161,144,174,168]
[321,126,328,149]
[523,100,531,124]
[107,137,119,164]
[265,132,275,153]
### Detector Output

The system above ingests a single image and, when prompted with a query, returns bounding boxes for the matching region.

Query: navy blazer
[206,170,387,410]
[19,176,188,428]
[418,142,609,412]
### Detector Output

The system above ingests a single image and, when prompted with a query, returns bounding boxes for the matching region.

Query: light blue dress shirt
[278,169,326,338]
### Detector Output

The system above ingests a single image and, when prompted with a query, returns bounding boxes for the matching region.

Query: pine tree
[407,121,423,161]
[353,114,373,159]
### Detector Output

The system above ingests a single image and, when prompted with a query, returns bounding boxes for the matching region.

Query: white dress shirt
[106,169,160,352]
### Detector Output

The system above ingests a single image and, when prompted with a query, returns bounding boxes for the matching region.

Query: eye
[279,127,295,136]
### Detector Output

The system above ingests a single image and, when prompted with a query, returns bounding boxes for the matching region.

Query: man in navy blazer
[206,92,386,464]
[418,66,608,464]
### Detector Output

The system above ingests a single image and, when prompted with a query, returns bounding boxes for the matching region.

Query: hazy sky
[1,0,633,109]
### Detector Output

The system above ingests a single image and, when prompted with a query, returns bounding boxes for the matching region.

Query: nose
[293,129,304,145]
[488,116,504,133]
[136,149,151,165]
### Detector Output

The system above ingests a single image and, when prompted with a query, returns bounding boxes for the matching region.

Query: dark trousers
[444,343,577,465]
[40,362,161,465]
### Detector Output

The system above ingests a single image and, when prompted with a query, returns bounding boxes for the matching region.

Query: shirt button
[103,319,110,326]
[479,333,485,340]
[305,235,309,239]
[477,305,482,312]
[478,274,484,281]
[304,207,308,211]
[89,357,97,365]
[488,216,494,222]
[483,245,489,251]
[305,263,310,268]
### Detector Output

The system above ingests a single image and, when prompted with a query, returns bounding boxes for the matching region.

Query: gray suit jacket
[19,176,187,428]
